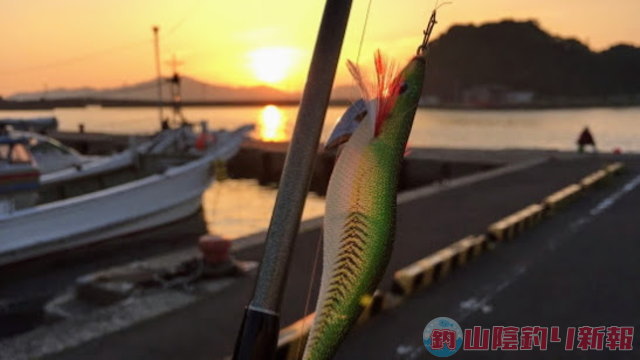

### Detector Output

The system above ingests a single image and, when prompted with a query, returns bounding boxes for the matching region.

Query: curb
[390,162,625,302]
[605,162,623,175]
[579,169,608,190]
[487,204,544,242]
[391,235,487,298]
[542,184,582,213]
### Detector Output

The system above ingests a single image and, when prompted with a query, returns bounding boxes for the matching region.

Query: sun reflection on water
[203,179,325,239]
[257,105,289,142]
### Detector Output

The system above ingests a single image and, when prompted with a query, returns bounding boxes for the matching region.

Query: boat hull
[0,127,249,266]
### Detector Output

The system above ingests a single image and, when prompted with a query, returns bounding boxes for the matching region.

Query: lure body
[302,55,426,360]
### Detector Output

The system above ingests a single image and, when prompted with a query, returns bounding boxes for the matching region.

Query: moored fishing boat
[0,123,253,267]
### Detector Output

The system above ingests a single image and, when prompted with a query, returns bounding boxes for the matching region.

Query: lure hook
[417,2,450,55]
[417,10,438,55]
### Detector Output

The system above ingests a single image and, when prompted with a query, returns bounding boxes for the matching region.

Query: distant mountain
[9,87,98,101]
[15,20,637,106]
[8,76,299,103]
[8,76,365,104]
[423,20,640,102]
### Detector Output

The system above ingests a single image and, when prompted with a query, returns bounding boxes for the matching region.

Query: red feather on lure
[347,51,404,137]
[373,51,403,136]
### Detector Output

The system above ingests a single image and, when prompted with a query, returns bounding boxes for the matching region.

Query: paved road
[334,158,640,359]
[37,155,623,360]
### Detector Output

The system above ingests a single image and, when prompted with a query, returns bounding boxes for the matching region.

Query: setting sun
[248,47,299,86]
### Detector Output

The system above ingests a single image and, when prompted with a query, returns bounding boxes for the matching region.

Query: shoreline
[2,98,640,111]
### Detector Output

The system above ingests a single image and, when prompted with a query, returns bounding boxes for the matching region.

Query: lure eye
[399,82,408,94]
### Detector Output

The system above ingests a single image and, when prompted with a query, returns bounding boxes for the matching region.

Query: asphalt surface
[36,154,624,360]
[334,158,640,360]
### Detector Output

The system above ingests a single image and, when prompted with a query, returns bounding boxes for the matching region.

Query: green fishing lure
[302,9,438,359]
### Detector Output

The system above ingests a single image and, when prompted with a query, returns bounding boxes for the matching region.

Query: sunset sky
[1,0,639,96]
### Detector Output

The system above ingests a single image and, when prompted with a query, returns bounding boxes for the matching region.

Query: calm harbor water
[2,105,639,238]
[3,105,640,151]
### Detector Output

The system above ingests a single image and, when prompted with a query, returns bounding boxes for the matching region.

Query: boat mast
[232,0,352,359]
[152,26,164,129]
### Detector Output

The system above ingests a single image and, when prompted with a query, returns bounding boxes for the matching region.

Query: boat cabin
[0,136,40,212]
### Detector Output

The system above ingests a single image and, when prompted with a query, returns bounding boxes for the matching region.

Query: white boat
[0,124,252,266]
[0,116,58,133]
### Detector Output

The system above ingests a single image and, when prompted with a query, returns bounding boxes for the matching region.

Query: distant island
[2,20,639,110]
[424,20,640,107]
[0,75,359,109]
[2,76,300,107]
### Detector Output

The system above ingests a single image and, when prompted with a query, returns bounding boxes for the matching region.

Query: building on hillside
[462,85,534,107]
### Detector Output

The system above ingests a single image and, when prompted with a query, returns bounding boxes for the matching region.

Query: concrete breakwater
[52,131,499,195]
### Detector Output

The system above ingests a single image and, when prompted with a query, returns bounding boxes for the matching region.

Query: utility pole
[152,26,164,129]
[165,54,185,125]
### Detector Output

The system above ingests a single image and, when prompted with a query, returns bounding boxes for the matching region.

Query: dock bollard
[198,235,231,264]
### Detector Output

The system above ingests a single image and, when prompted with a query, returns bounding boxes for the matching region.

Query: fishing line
[208,180,223,218]
[0,40,148,75]
[343,0,376,118]
[164,0,205,38]
[204,169,226,235]
[434,1,453,11]
[355,0,375,66]
[294,228,324,359]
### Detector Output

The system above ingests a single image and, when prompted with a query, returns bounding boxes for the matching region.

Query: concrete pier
[334,158,640,359]
[1,147,634,360]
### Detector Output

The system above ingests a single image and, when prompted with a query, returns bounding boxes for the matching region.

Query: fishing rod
[232,1,353,359]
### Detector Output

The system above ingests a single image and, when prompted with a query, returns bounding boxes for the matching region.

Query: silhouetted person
[577,126,597,153]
